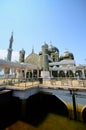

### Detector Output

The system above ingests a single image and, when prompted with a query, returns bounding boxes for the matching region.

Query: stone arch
[53,94,69,116]
[55,95,68,107]
[81,106,86,122]
[27,93,69,118]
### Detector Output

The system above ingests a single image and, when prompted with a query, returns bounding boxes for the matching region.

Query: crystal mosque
[0,32,86,79]
[19,42,86,79]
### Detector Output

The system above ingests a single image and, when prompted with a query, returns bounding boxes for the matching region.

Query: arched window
[59,71,65,77]
[75,70,82,78]
[66,70,74,77]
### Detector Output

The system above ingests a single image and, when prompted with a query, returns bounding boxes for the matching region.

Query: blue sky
[0,0,86,64]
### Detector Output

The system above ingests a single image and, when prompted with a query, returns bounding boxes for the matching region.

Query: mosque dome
[59,50,74,61]
[48,45,59,53]
[25,51,40,66]
[19,49,25,54]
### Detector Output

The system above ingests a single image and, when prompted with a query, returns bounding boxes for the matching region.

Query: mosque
[19,42,86,79]
[1,32,86,79]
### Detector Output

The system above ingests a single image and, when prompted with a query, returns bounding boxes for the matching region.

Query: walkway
[0,78,39,90]
[0,77,86,91]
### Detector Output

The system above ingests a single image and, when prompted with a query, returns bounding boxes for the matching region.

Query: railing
[0,77,86,89]
[43,77,86,88]
[0,77,39,88]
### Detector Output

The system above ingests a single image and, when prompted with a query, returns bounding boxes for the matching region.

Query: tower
[19,49,25,63]
[5,32,14,75]
[42,43,49,71]
[7,32,13,61]
[41,42,50,78]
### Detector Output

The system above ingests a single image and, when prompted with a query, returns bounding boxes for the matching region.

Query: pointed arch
[81,105,86,122]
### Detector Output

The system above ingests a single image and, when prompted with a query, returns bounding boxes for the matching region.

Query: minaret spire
[7,32,14,61]
[32,45,34,53]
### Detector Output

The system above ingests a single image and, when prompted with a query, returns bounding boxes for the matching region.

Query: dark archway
[59,70,65,77]
[26,71,32,78]
[26,93,69,126]
[52,71,58,77]
[82,108,86,122]
[0,91,21,129]
[75,70,82,79]
[66,70,74,77]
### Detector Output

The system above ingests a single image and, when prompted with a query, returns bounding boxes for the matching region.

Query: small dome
[48,45,59,53]
[20,49,25,54]
[42,43,48,48]
[59,50,74,61]
[25,52,40,66]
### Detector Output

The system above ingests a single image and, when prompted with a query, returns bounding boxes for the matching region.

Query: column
[24,69,27,79]
[82,69,85,79]
[37,69,39,78]
[21,99,27,119]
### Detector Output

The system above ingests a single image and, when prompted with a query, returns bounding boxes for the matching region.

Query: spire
[7,31,14,61]
[10,31,13,44]
[32,45,34,53]
[50,40,52,44]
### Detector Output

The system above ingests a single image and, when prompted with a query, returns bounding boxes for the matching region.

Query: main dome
[48,45,59,53]
[59,50,74,61]
[25,51,40,66]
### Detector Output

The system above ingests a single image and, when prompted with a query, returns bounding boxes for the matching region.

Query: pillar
[24,69,27,79]
[82,69,85,79]
[42,43,49,71]
[69,89,77,120]
[21,99,27,120]
[32,70,33,79]
[72,93,77,120]
[16,69,24,83]
[37,69,39,78]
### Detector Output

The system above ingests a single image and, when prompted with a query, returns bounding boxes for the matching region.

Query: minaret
[42,43,49,71]
[7,32,13,61]
[41,42,50,78]
[19,49,25,63]
[5,32,13,75]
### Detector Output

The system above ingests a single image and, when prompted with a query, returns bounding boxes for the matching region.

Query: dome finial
[50,40,52,44]
[32,45,34,53]
[65,48,68,52]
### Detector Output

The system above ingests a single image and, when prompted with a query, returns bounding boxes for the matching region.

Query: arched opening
[52,71,58,77]
[82,107,86,122]
[66,70,74,77]
[22,70,25,77]
[26,71,32,79]
[0,91,21,129]
[75,70,82,79]
[59,70,65,77]
[26,93,69,126]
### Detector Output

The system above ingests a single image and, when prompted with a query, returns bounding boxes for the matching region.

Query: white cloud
[0,50,19,61]
[12,51,19,61]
